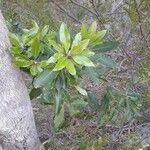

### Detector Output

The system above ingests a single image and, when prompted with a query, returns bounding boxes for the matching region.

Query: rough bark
[0,11,40,150]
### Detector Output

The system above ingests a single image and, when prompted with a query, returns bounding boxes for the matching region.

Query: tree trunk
[0,11,40,150]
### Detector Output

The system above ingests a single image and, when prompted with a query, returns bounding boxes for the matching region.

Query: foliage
[100,86,141,126]
[9,19,143,131]
[9,20,121,130]
[4,0,150,148]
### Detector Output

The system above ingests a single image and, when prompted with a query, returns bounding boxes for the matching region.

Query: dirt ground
[31,80,106,150]
[23,71,150,150]
[32,100,99,150]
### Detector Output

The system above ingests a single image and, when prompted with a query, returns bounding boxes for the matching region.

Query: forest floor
[31,80,107,150]
[32,99,150,150]
[22,67,150,150]
[32,100,99,150]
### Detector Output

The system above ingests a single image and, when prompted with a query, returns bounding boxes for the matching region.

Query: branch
[50,0,81,24]
[133,0,150,49]
[89,0,104,26]
[70,0,97,16]
[121,30,132,59]
[71,0,125,17]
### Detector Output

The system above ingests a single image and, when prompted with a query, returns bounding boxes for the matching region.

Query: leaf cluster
[10,21,119,130]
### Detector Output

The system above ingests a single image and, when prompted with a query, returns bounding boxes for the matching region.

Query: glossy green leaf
[66,59,76,75]
[73,55,95,67]
[55,93,62,115]
[30,65,39,76]
[13,57,32,68]
[48,40,64,53]
[9,33,21,47]
[54,105,65,130]
[45,31,56,42]
[53,57,67,71]
[22,20,39,44]
[81,22,106,46]
[41,87,54,105]
[59,23,70,52]
[33,69,59,88]
[71,39,89,55]
[75,86,87,96]
[30,64,42,76]
[92,41,119,53]
[10,47,22,54]
[81,24,88,37]
[40,60,49,68]
[29,20,39,36]
[89,34,102,45]
[72,32,82,48]
[92,54,117,69]
[84,67,100,85]
[31,37,40,58]
[41,25,49,38]
[37,65,43,72]
[55,75,63,91]
[47,53,64,64]
[80,50,95,57]
[32,20,39,30]
[89,21,97,33]
[98,30,107,40]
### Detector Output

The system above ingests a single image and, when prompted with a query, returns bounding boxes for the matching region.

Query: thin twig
[50,0,81,24]
[121,30,132,59]
[71,0,125,17]
[90,0,104,25]
[70,0,97,16]
[133,0,150,49]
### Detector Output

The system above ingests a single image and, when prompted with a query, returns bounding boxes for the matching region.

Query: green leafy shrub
[99,86,141,126]
[10,20,137,130]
